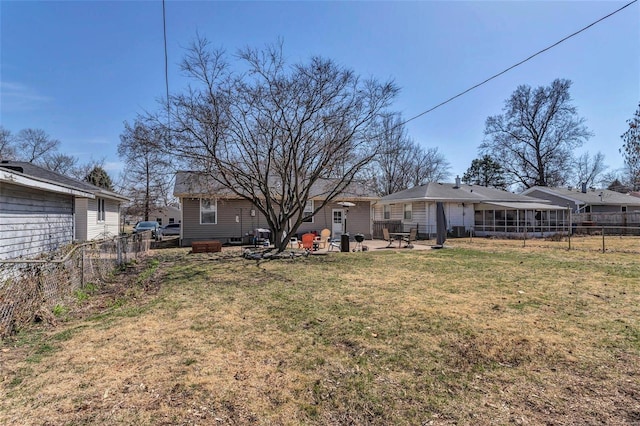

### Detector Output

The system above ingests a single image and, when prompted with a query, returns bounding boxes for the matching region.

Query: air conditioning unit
[452,226,466,238]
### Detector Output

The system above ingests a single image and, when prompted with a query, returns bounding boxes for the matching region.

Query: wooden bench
[191,240,222,253]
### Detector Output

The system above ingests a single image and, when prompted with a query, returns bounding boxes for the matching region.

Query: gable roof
[173,171,377,200]
[380,182,547,205]
[0,161,129,202]
[522,186,640,207]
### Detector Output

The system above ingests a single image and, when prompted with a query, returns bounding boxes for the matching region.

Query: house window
[383,205,390,220]
[169,218,175,224]
[156,218,163,225]
[302,200,314,223]
[200,198,217,224]
[403,203,412,220]
[622,206,627,213]
[97,198,106,222]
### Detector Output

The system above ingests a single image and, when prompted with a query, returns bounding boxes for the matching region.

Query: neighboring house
[522,184,640,213]
[522,185,640,228]
[173,171,377,246]
[148,205,181,226]
[0,161,129,260]
[126,205,181,227]
[375,178,568,238]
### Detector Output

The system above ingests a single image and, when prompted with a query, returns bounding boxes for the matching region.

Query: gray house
[0,161,129,260]
[173,171,377,247]
[522,185,640,213]
[375,179,568,238]
[522,185,640,229]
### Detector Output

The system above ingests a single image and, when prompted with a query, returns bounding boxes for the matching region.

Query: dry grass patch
[1,239,639,425]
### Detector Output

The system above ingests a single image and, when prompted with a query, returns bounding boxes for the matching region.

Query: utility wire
[399,0,638,128]
[162,0,170,128]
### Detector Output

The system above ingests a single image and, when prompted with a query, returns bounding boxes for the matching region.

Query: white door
[332,209,344,238]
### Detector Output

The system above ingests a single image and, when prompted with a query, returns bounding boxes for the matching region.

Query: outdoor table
[389,232,409,248]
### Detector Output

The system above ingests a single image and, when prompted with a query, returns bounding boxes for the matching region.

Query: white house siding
[75,198,122,241]
[149,206,181,225]
[75,198,89,241]
[375,201,472,238]
[0,183,74,260]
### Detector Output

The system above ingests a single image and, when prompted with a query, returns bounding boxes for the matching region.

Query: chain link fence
[0,233,151,338]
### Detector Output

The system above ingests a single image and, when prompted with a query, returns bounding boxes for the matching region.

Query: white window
[97,198,106,222]
[383,204,390,220]
[200,198,217,224]
[302,200,314,223]
[404,203,412,220]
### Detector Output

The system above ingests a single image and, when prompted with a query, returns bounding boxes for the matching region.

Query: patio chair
[316,228,331,249]
[382,228,394,248]
[301,233,317,251]
[403,228,417,248]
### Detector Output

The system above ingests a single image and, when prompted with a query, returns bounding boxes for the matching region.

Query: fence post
[602,226,605,253]
[80,245,85,287]
[567,207,572,251]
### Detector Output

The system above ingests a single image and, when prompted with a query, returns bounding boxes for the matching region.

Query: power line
[399,0,638,128]
[162,0,170,126]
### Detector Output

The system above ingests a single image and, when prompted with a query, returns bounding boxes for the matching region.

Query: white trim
[1,170,95,198]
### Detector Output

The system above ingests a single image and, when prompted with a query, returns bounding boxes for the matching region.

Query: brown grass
[1,238,639,425]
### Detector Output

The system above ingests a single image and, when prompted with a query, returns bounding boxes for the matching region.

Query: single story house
[0,161,129,260]
[522,185,640,229]
[375,178,569,238]
[522,185,640,213]
[173,171,377,247]
[149,205,181,226]
[126,205,182,227]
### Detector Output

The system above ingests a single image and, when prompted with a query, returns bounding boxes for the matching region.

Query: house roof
[0,161,129,202]
[173,171,377,200]
[379,182,547,205]
[522,186,640,207]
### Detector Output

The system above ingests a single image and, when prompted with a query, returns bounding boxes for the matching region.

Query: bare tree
[118,119,174,221]
[166,37,397,252]
[620,102,640,190]
[0,126,16,160]
[573,151,607,188]
[15,128,60,163]
[40,153,79,175]
[408,145,450,187]
[368,113,450,196]
[370,113,415,195]
[480,79,592,189]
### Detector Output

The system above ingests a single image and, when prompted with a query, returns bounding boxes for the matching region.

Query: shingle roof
[0,161,129,201]
[523,186,640,207]
[379,182,543,204]
[173,171,377,200]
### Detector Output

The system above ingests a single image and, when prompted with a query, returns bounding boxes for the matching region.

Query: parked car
[133,221,160,239]
[160,223,180,237]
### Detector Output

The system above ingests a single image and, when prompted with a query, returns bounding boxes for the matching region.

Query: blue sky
[1,1,638,182]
